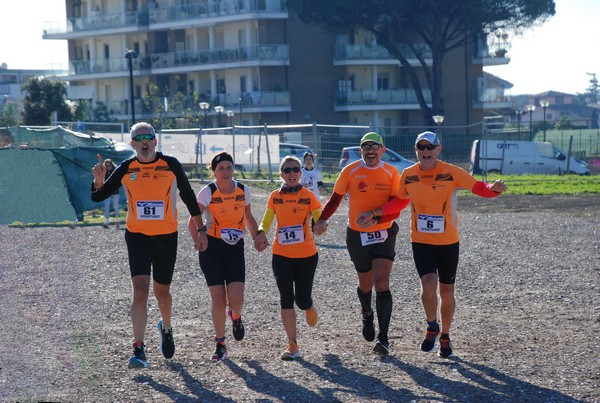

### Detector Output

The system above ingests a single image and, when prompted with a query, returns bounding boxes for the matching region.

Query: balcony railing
[151,45,288,70]
[150,0,287,24]
[335,89,430,106]
[334,44,432,62]
[69,56,150,76]
[44,10,149,35]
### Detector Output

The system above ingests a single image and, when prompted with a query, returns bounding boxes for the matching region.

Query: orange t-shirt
[398,161,477,245]
[267,187,321,258]
[334,160,400,232]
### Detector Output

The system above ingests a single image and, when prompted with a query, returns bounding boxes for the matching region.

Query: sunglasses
[132,134,156,142]
[416,143,437,151]
[282,167,301,174]
[361,143,381,151]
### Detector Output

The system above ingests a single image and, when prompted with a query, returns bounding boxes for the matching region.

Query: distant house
[0,64,66,110]
[525,91,599,128]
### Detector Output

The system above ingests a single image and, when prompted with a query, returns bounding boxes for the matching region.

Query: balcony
[43,11,149,39]
[473,89,512,109]
[68,56,150,80]
[335,89,430,111]
[149,0,287,29]
[473,43,510,66]
[150,44,289,73]
[334,44,432,66]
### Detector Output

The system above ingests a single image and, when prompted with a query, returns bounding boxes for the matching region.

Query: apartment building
[43,0,510,132]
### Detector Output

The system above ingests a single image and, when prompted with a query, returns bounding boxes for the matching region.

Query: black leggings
[272,253,318,310]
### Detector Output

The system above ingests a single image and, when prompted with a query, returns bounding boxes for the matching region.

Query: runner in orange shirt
[357,131,507,358]
[254,156,322,360]
[92,122,205,369]
[187,152,261,362]
[313,132,409,356]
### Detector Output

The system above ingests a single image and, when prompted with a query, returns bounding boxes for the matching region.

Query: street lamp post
[227,110,236,162]
[540,99,549,142]
[214,105,224,127]
[125,50,138,125]
[515,110,523,138]
[525,105,536,140]
[198,102,210,180]
[432,115,444,151]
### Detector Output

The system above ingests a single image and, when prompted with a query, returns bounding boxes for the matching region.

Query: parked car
[279,142,315,160]
[339,146,415,172]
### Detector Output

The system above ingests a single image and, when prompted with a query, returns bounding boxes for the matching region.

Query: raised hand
[92,154,107,189]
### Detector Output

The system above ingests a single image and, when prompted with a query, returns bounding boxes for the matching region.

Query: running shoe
[420,327,440,352]
[157,319,175,359]
[438,337,453,358]
[210,342,228,362]
[305,306,318,327]
[128,343,149,369]
[373,337,389,356]
[362,310,376,342]
[228,309,245,341]
[280,341,301,361]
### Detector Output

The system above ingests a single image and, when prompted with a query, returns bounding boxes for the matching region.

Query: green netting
[8,126,113,148]
[0,140,133,225]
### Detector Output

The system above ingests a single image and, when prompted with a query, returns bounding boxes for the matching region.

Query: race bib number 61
[136,201,165,220]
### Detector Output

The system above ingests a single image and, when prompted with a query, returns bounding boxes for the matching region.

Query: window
[377,73,389,90]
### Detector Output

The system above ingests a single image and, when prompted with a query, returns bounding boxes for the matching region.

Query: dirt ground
[0,188,598,402]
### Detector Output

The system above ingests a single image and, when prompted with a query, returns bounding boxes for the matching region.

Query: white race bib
[220,228,244,245]
[277,225,304,245]
[417,214,445,233]
[359,229,388,246]
[136,201,164,220]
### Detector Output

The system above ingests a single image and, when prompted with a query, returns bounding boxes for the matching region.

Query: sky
[0,0,598,96]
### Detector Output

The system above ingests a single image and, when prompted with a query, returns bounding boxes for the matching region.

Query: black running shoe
[438,337,453,358]
[362,310,376,342]
[420,327,440,352]
[211,342,228,362]
[373,337,389,356]
[128,343,149,369]
[158,320,175,359]
[228,309,245,341]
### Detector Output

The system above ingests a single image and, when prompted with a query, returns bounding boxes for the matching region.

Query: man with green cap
[314,132,409,356]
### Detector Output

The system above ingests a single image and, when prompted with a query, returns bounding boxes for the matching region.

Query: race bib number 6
[417,214,445,233]
[359,229,388,246]
[277,225,304,245]
[136,201,165,220]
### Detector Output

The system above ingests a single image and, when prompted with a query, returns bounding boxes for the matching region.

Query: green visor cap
[360,132,384,146]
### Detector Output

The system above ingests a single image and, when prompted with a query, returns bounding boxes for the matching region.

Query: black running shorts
[199,235,245,286]
[411,242,460,284]
[346,221,399,273]
[125,230,178,285]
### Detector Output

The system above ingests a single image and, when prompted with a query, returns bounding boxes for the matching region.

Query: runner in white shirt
[300,151,325,199]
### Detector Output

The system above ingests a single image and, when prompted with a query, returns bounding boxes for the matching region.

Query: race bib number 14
[277,225,304,245]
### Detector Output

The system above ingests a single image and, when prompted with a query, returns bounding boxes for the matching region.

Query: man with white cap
[357,131,507,358]
[314,132,409,356]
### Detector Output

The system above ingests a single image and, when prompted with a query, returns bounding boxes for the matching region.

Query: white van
[469,140,590,175]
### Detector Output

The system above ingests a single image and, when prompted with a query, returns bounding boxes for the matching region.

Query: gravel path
[0,187,598,402]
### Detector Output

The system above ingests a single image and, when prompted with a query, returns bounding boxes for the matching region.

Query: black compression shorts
[199,235,246,286]
[411,242,460,284]
[125,230,178,285]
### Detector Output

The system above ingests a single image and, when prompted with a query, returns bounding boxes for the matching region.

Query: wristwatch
[197,225,207,232]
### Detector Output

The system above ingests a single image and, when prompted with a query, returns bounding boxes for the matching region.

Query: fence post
[263,123,273,182]
[312,122,318,168]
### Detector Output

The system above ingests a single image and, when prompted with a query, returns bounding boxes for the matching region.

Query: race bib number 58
[136,201,164,220]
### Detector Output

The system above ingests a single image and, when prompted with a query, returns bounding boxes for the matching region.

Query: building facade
[43,0,510,132]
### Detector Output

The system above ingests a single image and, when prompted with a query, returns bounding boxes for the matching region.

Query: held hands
[92,154,107,189]
[195,230,208,252]
[355,211,377,229]
[490,180,507,194]
[312,219,328,236]
[253,231,269,252]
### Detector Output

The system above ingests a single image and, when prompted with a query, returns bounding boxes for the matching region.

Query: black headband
[211,153,234,171]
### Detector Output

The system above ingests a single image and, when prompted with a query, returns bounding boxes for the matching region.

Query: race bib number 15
[136,201,165,220]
